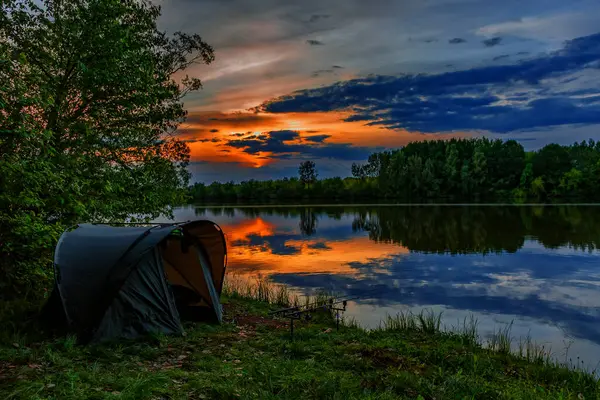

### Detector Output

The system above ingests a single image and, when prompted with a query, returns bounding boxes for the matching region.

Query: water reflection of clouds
[229,235,407,276]
[166,206,600,365]
[270,250,600,345]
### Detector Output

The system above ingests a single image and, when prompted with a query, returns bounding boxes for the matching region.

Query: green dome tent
[42,220,227,343]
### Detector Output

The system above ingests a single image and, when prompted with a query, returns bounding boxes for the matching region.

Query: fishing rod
[275,296,360,319]
[269,294,359,316]
[269,286,383,316]
[269,289,383,340]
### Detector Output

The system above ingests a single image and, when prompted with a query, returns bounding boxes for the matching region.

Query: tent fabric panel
[58,224,177,334]
[183,221,227,294]
[163,258,213,311]
[92,248,183,343]
[196,247,223,322]
[163,260,192,289]
[54,224,154,328]
[161,239,214,308]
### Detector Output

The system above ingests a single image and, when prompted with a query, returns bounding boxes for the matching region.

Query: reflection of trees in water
[194,206,320,235]
[204,207,234,217]
[351,206,600,254]
[352,206,526,254]
[192,205,600,253]
[299,208,317,236]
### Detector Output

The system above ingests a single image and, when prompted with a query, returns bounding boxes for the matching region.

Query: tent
[42,220,227,343]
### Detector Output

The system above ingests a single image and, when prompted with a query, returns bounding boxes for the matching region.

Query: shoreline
[187,202,600,208]
[2,286,598,399]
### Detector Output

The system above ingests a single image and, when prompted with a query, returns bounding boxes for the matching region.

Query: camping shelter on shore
[42,220,227,343]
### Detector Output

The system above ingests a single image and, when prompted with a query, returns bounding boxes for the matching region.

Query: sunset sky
[157,0,600,183]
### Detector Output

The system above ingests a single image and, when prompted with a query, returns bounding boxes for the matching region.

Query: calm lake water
[159,205,600,370]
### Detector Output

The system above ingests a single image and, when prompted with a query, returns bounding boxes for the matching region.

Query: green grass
[1,281,599,399]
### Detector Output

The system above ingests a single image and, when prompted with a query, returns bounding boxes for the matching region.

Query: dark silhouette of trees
[189,138,600,204]
[299,208,317,236]
[299,161,318,188]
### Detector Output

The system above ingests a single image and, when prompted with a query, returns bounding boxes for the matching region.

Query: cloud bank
[260,33,600,134]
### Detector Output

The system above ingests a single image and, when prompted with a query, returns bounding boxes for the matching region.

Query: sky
[156,0,600,183]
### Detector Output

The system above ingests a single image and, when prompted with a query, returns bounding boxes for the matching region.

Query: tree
[351,163,366,179]
[298,161,318,188]
[472,146,488,194]
[461,160,473,196]
[531,177,546,199]
[520,163,534,189]
[0,0,214,297]
[532,144,571,194]
[558,168,583,196]
[365,153,383,177]
[444,143,460,192]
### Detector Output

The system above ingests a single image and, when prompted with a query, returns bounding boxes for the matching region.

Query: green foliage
[190,138,600,204]
[298,160,318,188]
[532,143,572,193]
[0,0,213,298]
[1,295,598,399]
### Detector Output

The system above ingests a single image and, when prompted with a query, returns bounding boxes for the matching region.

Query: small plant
[380,309,442,334]
[381,311,417,331]
[222,273,332,312]
[457,315,479,345]
[472,354,479,375]
[488,322,513,354]
[418,309,442,333]
[518,333,552,364]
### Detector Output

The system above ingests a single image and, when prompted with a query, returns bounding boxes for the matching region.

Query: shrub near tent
[41,220,227,343]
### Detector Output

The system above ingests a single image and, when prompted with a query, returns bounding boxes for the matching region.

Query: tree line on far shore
[189,138,600,203]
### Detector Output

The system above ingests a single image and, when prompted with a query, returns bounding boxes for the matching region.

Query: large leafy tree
[0,0,214,297]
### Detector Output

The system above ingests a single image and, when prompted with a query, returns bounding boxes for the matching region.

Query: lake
[158,204,600,370]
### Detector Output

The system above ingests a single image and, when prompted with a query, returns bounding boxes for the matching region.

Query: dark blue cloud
[483,37,502,47]
[269,130,300,141]
[343,114,379,122]
[185,137,222,143]
[304,134,331,143]
[307,14,330,23]
[231,227,356,255]
[227,131,377,160]
[449,37,466,44]
[307,241,332,250]
[232,233,301,255]
[493,54,510,61]
[260,33,600,133]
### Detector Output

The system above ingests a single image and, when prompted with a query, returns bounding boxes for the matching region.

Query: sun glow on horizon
[180,110,472,168]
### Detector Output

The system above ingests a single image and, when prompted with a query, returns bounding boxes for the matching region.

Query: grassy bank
[1,281,598,399]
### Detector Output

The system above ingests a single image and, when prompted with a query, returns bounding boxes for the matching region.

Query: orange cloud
[179,110,472,166]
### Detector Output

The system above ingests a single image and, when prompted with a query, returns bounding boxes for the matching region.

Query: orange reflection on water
[221,217,408,277]
[219,217,276,243]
